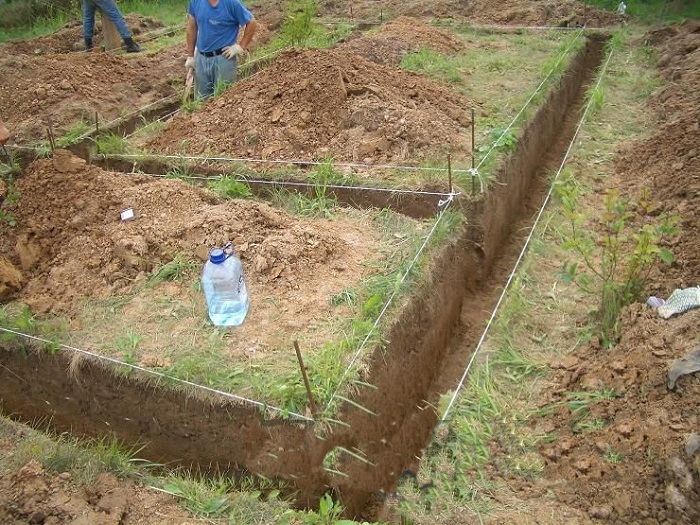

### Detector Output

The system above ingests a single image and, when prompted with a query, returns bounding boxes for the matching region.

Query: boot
[123,37,142,53]
[85,38,93,51]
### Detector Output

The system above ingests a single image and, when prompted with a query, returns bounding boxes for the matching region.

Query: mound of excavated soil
[535,21,700,523]
[0,14,163,55]
[338,16,466,66]
[0,458,192,524]
[618,19,700,287]
[148,47,474,163]
[0,49,182,142]
[317,0,624,27]
[0,151,376,314]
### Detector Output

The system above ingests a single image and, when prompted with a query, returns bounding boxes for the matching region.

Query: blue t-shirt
[188,0,253,53]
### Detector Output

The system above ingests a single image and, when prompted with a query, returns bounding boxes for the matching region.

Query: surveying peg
[294,341,318,417]
[447,153,452,193]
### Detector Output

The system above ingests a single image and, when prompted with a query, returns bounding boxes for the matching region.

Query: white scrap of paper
[120,208,135,221]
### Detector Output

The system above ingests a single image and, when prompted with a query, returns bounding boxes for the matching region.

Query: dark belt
[200,48,225,57]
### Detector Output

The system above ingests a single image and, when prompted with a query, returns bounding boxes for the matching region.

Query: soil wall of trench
[0,35,606,520]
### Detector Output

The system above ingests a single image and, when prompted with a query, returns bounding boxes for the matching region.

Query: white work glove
[222,43,245,59]
[185,56,195,72]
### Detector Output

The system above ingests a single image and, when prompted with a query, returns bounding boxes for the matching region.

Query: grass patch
[581,0,700,22]
[0,0,190,41]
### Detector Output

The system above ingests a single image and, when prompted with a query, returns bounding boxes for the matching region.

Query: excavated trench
[0,35,607,520]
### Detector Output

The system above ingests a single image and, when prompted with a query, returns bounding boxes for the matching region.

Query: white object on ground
[657,286,700,319]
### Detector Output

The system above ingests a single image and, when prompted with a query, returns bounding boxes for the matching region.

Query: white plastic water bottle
[201,244,249,327]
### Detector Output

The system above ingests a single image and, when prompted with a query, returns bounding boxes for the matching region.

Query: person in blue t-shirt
[186,0,258,99]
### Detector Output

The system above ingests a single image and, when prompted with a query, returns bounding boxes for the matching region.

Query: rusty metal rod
[294,341,318,417]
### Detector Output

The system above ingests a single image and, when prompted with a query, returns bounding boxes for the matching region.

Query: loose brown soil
[315,0,624,27]
[0,48,183,143]
[0,14,164,55]
[1,4,698,524]
[521,20,700,524]
[338,16,467,66]
[148,46,474,163]
[0,152,388,380]
[0,457,193,525]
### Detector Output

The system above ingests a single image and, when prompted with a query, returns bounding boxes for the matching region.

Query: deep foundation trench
[0,35,607,520]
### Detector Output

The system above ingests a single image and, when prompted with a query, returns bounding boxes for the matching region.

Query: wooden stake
[294,341,318,417]
[46,119,56,152]
[447,153,452,193]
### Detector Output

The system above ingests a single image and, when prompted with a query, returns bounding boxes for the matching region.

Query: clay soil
[0,14,164,55]
[148,45,474,164]
[518,20,700,524]
[0,150,400,388]
[0,47,185,142]
[315,0,624,27]
[0,457,193,525]
[0,4,699,524]
[338,16,467,66]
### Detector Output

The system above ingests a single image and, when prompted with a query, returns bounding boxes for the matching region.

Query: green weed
[400,47,463,84]
[604,447,622,463]
[149,255,198,283]
[91,132,134,155]
[54,120,92,148]
[556,179,680,345]
[208,175,253,199]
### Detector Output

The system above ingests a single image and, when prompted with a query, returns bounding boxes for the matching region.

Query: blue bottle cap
[209,248,226,264]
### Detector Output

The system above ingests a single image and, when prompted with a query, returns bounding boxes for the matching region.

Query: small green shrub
[556,178,680,345]
[208,175,253,199]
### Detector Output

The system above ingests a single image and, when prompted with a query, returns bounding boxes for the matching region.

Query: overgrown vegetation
[581,0,700,22]
[0,0,190,41]
[556,179,679,345]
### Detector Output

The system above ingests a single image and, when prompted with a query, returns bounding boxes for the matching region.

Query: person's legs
[215,55,238,90]
[94,0,133,39]
[195,54,216,99]
[82,0,97,43]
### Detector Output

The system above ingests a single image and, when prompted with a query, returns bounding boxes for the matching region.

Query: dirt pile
[148,47,474,163]
[0,14,163,55]
[338,16,466,66]
[0,48,182,142]
[618,20,700,287]
[0,151,360,314]
[318,0,624,27]
[0,457,190,524]
[538,306,700,522]
[535,21,700,523]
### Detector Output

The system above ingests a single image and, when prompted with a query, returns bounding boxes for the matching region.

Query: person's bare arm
[186,14,197,57]
[239,18,257,51]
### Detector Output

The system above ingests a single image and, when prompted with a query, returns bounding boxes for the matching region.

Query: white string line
[474,27,585,174]
[118,169,458,198]
[441,45,614,421]
[450,23,609,32]
[0,327,313,422]
[101,152,474,174]
[325,193,457,412]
